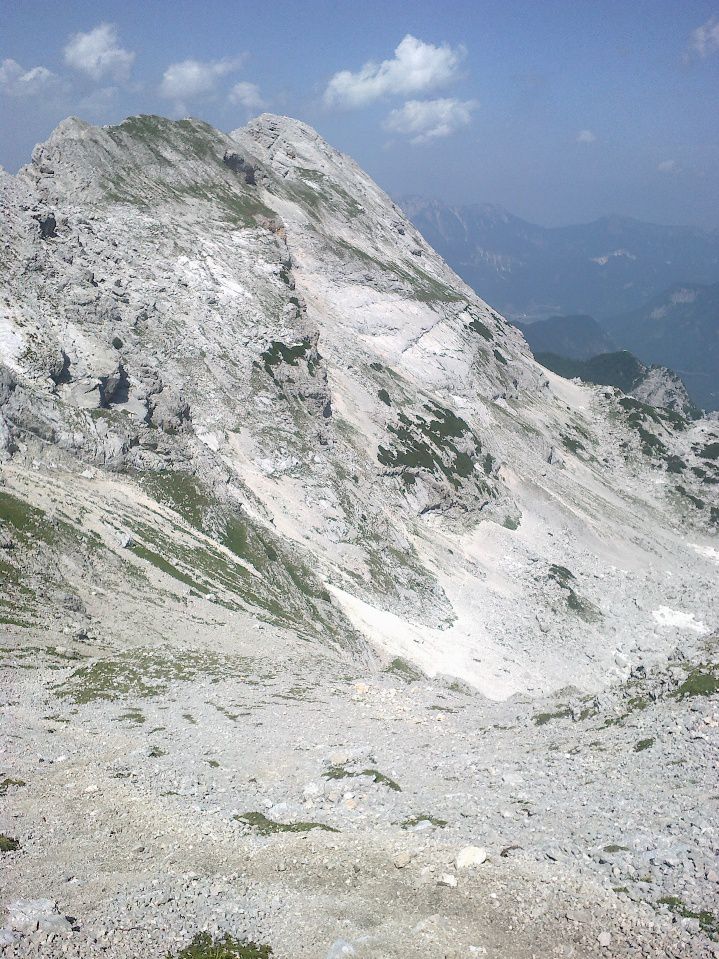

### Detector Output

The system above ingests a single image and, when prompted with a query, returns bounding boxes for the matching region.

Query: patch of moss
[635,737,655,752]
[168,931,272,959]
[603,844,630,853]
[401,813,447,829]
[699,442,719,461]
[658,897,718,939]
[665,455,686,474]
[384,657,423,683]
[323,765,402,790]
[672,668,719,699]
[378,403,488,492]
[233,812,338,835]
[0,778,25,795]
[533,707,571,726]
[261,338,314,376]
[54,647,257,704]
[0,835,19,852]
[468,318,493,341]
[675,486,705,510]
[561,434,585,455]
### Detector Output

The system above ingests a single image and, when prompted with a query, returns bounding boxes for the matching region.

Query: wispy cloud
[384,97,477,144]
[688,16,719,57]
[229,81,265,111]
[160,56,245,108]
[0,58,57,96]
[324,35,465,109]
[64,23,135,82]
[576,129,597,144]
[658,159,680,174]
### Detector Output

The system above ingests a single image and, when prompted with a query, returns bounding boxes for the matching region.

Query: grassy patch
[384,657,423,683]
[378,403,489,492]
[468,318,493,341]
[401,813,447,829]
[658,897,718,939]
[672,667,719,699]
[0,835,20,852]
[168,931,272,959]
[699,442,719,461]
[533,707,571,726]
[603,844,630,853]
[634,737,655,752]
[0,778,25,795]
[547,565,600,622]
[54,647,257,704]
[323,766,401,791]
[233,812,338,835]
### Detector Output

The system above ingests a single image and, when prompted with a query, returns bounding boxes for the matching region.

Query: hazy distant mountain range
[402,198,719,410]
[400,197,719,321]
[514,315,616,360]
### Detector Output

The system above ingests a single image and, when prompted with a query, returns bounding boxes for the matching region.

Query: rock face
[0,112,718,695]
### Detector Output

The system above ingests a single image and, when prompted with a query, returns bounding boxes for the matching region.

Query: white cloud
[0,58,57,96]
[384,97,477,144]
[689,16,719,57]
[229,81,265,111]
[64,23,135,82]
[576,129,597,144]
[324,35,465,109]
[160,56,245,102]
[658,159,680,174]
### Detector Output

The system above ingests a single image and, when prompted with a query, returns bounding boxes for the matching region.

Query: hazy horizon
[2,0,719,229]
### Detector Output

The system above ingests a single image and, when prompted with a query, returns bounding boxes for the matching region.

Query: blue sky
[2,0,718,227]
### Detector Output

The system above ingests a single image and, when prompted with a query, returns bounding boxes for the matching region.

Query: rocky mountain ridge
[1,114,718,958]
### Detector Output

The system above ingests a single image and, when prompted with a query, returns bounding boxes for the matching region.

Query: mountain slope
[1,113,719,958]
[0,112,716,697]
[605,282,719,411]
[533,350,699,417]
[400,196,719,321]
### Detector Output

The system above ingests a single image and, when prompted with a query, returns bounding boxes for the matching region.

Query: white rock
[456,846,487,869]
[438,873,458,888]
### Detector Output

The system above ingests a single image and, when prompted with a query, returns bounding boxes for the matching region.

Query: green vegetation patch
[0,835,20,852]
[0,778,25,796]
[54,647,257,704]
[635,737,655,752]
[323,766,401,791]
[672,667,719,699]
[233,812,338,835]
[547,565,600,622]
[468,318,493,341]
[658,897,718,939]
[603,844,630,853]
[168,931,272,959]
[401,813,447,829]
[378,388,391,407]
[384,657,423,683]
[261,338,316,377]
[378,403,489,492]
[533,706,571,726]
[699,442,719,461]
